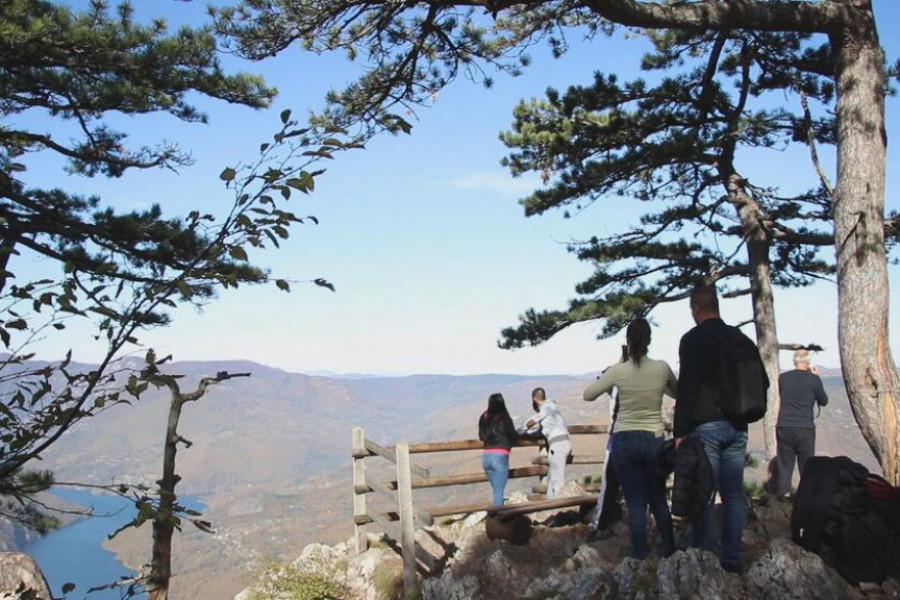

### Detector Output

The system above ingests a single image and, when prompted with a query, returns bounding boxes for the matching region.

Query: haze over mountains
[16,359,878,600]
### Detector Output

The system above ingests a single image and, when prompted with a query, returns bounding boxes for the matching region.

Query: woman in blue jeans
[478,393,518,506]
[584,319,677,559]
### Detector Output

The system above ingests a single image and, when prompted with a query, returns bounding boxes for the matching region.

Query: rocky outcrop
[0,518,40,552]
[235,494,900,600]
[746,538,855,600]
[0,552,52,600]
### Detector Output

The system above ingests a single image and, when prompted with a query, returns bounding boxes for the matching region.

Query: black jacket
[479,412,517,451]
[660,436,714,522]
[675,318,766,437]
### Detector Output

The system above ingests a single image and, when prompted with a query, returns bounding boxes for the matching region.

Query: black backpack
[792,455,900,584]
[702,323,768,423]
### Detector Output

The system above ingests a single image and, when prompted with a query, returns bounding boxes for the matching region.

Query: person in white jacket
[524,387,571,499]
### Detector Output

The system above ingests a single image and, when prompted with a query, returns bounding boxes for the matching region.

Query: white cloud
[447,172,542,197]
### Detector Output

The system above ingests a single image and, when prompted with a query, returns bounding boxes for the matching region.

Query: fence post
[352,426,368,554]
[396,442,418,599]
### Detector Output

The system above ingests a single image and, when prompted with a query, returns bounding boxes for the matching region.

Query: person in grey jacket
[775,349,829,497]
[524,387,571,499]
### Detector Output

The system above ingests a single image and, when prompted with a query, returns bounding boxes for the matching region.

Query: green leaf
[219,167,236,182]
[313,278,336,292]
[6,319,27,330]
[229,247,248,261]
[275,279,290,292]
[192,519,215,533]
[176,280,193,298]
[280,109,291,123]
[62,582,76,594]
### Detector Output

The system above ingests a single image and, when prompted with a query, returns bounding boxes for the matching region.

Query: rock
[0,552,52,600]
[423,573,483,600]
[745,538,855,600]
[613,549,736,600]
[292,542,343,573]
[521,561,614,600]
[614,558,659,600]
[656,549,733,600]
[337,547,403,600]
[882,577,900,599]
[485,513,532,544]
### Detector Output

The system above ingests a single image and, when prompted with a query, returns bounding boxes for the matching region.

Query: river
[24,489,203,600]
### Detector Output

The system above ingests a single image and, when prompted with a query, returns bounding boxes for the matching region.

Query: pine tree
[496,29,842,457]
[0,1,345,524]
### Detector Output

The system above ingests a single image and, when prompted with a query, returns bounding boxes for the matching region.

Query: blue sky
[16,1,900,376]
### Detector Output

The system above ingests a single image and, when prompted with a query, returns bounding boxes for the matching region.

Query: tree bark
[723,174,781,462]
[830,3,900,484]
[147,386,185,600]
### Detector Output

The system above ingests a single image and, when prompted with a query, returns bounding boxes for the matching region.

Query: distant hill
[14,358,877,600]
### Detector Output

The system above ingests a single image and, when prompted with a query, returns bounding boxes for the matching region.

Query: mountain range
[9,359,879,600]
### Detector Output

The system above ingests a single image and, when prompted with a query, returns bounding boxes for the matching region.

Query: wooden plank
[487,494,599,518]
[405,424,608,454]
[424,494,599,519]
[568,424,609,435]
[352,427,368,554]
[353,480,434,527]
[531,454,606,465]
[406,438,542,453]
[365,438,430,478]
[426,500,495,518]
[368,509,401,539]
[386,465,547,491]
[396,443,418,600]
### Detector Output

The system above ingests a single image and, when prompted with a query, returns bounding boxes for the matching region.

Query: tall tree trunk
[748,240,780,463]
[727,175,781,462]
[148,389,186,600]
[831,4,900,484]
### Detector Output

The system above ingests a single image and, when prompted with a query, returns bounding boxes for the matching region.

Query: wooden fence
[350,424,609,598]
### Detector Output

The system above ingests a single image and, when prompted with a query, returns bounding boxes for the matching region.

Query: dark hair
[690,284,719,314]
[483,393,515,439]
[487,392,510,417]
[531,387,545,402]
[626,318,651,366]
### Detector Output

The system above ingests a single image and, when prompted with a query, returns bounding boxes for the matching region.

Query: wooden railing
[350,424,609,598]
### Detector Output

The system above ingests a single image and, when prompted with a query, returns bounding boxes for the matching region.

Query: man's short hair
[793,349,810,365]
[532,387,546,401]
[690,284,719,314]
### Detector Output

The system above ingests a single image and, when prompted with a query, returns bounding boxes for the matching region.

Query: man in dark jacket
[674,285,767,574]
[775,349,828,497]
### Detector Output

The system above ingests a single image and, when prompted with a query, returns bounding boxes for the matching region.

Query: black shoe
[721,561,742,574]
[588,527,613,542]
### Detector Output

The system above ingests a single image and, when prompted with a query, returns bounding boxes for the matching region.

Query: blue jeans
[611,430,675,559]
[690,421,747,569]
[482,452,509,506]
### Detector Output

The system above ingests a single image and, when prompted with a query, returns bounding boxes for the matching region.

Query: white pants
[547,440,572,499]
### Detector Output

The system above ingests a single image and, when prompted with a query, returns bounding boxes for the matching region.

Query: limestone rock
[746,538,856,600]
[422,573,483,600]
[655,549,736,600]
[0,552,52,600]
